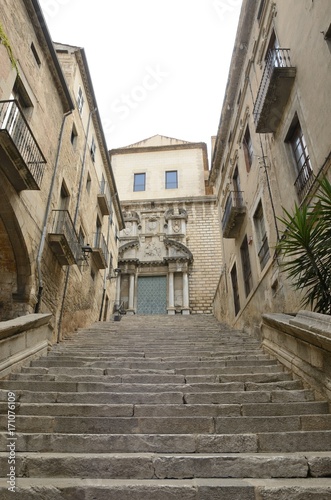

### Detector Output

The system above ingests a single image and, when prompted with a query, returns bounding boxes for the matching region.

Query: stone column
[182,271,190,315]
[127,273,135,315]
[167,271,175,315]
[115,273,121,307]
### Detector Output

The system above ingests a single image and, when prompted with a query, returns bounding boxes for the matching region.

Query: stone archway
[0,184,34,319]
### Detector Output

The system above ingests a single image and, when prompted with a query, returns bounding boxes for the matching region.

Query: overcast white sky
[40,0,242,162]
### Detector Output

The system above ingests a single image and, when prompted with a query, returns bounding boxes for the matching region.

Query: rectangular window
[71,124,77,147]
[77,86,84,115]
[254,201,270,270]
[86,172,91,194]
[134,173,146,191]
[31,42,41,67]
[240,236,253,297]
[287,118,313,200]
[165,170,178,189]
[90,136,96,162]
[243,125,253,172]
[230,264,241,316]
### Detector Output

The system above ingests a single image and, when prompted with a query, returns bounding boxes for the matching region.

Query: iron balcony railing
[258,234,270,270]
[94,232,110,264]
[294,158,315,201]
[222,191,245,232]
[51,210,81,263]
[253,48,293,126]
[0,100,46,187]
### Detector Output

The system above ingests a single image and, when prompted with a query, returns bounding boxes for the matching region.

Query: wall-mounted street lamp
[107,268,121,280]
[81,244,93,260]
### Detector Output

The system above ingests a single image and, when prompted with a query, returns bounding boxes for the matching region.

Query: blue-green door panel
[137,276,167,315]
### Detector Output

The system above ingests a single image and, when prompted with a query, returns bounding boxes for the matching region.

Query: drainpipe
[57,108,97,342]
[35,110,72,313]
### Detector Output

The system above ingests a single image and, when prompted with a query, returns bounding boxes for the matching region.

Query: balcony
[48,210,80,266]
[97,180,112,216]
[253,49,296,133]
[0,100,46,190]
[92,232,109,269]
[222,191,246,238]
[294,159,315,201]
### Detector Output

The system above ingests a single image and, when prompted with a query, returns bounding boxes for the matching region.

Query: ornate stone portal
[116,207,193,315]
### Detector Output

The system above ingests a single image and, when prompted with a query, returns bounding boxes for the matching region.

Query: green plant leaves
[276,178,331,314]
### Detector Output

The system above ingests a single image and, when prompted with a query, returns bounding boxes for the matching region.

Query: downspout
[57,108,97,342]
[35,110,72,313]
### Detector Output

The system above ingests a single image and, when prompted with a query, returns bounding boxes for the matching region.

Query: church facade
[110,135,223,315]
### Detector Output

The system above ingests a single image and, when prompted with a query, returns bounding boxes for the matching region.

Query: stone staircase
[1,314,331,499]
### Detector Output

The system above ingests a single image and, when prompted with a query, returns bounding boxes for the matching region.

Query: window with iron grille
[240,236,253,297]
[77,86,84,115]
[286,118,313,200]
[253,201,270,270]
[90,136,96,162]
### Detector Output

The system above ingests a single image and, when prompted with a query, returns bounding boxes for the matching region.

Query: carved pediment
[164,238,193,263]
[119,240,139,256]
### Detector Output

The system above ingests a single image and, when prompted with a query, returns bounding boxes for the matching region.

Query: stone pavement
[0,314,331,498]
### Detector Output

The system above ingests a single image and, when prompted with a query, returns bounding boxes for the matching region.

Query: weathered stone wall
[186,199,222,314]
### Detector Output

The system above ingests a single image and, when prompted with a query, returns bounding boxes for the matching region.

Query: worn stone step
[1,477,331,500]
[0,388,316,405]
[2,401,326,418]
[1,414,331,434]
[3,430,331,454]
[2,451,330,479]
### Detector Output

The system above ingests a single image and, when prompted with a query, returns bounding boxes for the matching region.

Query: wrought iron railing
[258,234,270,270]
[51,210,80,262]
[94,232,110,264]
[222,191,245,232]
[253,48,293,125]
[294,158,315,201]
[0,100,46,186]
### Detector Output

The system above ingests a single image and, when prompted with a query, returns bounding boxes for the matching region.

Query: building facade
[210,0,331,336]
[110,135,222,315]
[0,0,123,340]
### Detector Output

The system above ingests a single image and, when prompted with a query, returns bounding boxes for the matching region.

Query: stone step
[1,477,331,500]
[0,379,304,393]
[1,414,331,434]
[0,401,327,418]
[3,430,331,454]
[0,388,316,405]
[1,451,331,479]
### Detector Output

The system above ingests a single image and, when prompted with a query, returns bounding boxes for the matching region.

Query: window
[71,124,77,147]
[253,201,270,270]
[230,264,241,316]
[165,171,178,189]
[59,181,70,210]
[286,118,313,200]
[77,86,84,115]
[90,136,96,162]
[243,125,253,172]
[95,217,102,247]
[133,173,146,192]
[31,43,41,67]
[240,236,253,297]
[86,172,91,194]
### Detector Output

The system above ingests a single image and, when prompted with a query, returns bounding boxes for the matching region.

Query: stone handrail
[262,310,331,400]
[0,314,52,379]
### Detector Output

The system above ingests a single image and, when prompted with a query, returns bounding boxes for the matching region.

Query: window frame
[133,173,146,192]
[77,86,84,115]
[243,125,253,172]
[240,235,253,297]
[165,170,178,189]
[253,201,270,271]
